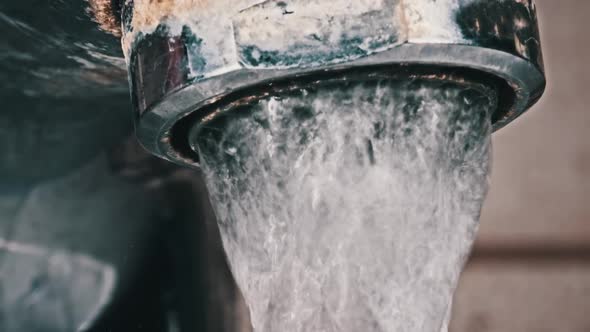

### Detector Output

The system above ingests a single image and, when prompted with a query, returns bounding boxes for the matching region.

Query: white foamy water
[197,78,495,332]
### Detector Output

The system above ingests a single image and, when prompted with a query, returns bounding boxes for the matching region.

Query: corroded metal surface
[88,0,123,37]
[121,0,546,167]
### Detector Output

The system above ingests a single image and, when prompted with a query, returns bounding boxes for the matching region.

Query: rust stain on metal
[89,0,212,37]
[88,0,122,36]
[131,0,211,28]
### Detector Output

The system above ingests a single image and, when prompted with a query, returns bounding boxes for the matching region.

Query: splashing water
[196,76,496,332]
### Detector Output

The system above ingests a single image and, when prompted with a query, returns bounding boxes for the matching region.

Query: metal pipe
[118,0,545,167]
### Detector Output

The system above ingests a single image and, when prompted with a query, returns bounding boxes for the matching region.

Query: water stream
[197,77,496,332]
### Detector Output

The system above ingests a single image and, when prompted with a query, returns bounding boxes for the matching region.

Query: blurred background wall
[450,0,590,330]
